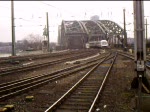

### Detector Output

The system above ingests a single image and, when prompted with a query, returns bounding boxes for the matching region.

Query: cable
[39,1,78,17]
[0,16,43,25]
[15,24,56,27]
[39,1,59,10]
[15,25,44,27]
[17,18,43,24]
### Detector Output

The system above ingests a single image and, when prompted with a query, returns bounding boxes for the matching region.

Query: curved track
[117,51,150,68]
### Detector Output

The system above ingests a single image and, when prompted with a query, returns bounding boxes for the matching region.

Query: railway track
[0,49,97,67]
[0,51,99,76]
[0,50,70,64]
[117,52,134,60]
[118,51,150,76]
[0,53,111,101]
[45,52,117,112]
[117,49,150,60]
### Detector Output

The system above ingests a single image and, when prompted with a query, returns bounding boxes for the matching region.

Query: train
[85,40,109,49]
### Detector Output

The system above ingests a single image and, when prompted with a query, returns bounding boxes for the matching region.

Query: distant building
[90,15,99,21]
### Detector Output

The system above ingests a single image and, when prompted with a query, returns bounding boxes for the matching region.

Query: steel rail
[0,53,111,101]
[45,53,113,112]
[88,52,117,112]
[0,50,95,70]
[0,51,97,76]
[118,52,134,60]
[0,50,73,64]
[0,52,107,88]
[118,52,150,69]
[0,49,95,64]
[117,50,150,60]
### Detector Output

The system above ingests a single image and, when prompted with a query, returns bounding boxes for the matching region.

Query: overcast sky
[0,1,150,43]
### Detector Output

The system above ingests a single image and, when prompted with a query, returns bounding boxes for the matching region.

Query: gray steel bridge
[58,20,126,49]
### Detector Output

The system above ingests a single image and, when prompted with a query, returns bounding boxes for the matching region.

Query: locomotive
[85,40,109,49]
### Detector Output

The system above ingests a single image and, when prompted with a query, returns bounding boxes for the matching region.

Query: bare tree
[22,33,43,50]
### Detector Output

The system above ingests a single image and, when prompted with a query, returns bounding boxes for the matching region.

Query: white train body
[86,40,108,48]
[100,40,109,48]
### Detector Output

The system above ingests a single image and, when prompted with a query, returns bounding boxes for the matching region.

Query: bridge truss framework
[58,20,126,49]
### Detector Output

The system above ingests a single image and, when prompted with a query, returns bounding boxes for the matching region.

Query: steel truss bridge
[58,20,126,49]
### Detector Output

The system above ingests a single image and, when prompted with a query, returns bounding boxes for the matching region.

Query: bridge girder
[59,20,125,49]
[100,20,124,35]
[59,20,87,49]
[100,20,126,45]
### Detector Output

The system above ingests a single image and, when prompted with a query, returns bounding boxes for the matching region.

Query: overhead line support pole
[11,0,16,56]
[146,18,148,53]
[46,12,50,52]
[123,8,127,48]
[133,1,146,112]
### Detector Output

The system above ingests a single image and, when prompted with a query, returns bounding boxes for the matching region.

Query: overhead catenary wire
[39,1,88,19]
[39,2,74,16]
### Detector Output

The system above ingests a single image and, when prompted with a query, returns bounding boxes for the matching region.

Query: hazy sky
[0,1,150,43]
